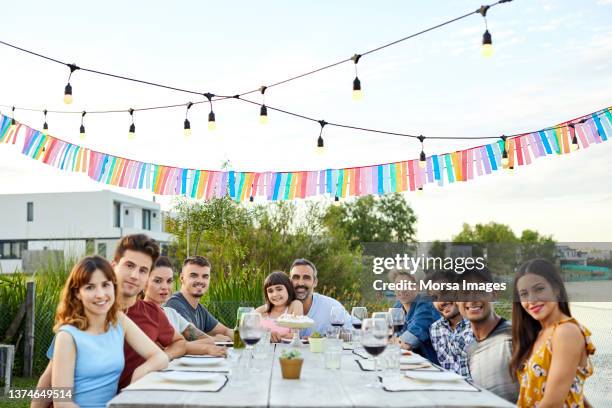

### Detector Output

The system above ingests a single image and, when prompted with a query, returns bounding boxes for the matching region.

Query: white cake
[276,314,315,329]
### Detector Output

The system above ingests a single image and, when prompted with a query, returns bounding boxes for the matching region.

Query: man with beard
[165,256,233,340]
[289,258,351,337]
[427,269,474,378]
[456,266,518,404]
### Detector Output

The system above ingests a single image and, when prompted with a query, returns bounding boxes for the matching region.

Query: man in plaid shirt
[428,270,474,378]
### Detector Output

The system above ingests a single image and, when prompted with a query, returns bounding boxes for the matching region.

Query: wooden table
[108,345,514,408]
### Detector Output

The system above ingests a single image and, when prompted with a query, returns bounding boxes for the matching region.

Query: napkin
[122,371,228,392]
[355,359,437,372]
[382,376,480,392]
[163,358,230,373]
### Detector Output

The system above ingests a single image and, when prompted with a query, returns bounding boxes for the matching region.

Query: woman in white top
[255,271,303,342]
[144,256,226,356]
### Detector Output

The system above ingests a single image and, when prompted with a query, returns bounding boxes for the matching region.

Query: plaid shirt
[429,317,474,379]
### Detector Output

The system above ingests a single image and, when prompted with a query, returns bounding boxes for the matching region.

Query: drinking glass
[239,312,263,373]
[372,312,394,341]
[383,343,401,379]
[330,306,346,338]
[324,338,343,369]
[351,306,368,343]
[388,307,405,337]
[361,318,388,388]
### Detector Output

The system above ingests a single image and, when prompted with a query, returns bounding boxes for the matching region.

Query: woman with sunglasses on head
[510,259,595,408]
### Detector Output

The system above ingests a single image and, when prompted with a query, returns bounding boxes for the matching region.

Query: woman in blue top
[390,269,440,363]
[50,256,168,408]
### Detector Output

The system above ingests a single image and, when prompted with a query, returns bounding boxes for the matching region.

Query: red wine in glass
[363,344,387,357]
[243,337,261,346]
[331,322,344,328]
[393,324,403,335]
[353,322,362,329]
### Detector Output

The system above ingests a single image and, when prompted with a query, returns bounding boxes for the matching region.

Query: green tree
[323,193,417,250]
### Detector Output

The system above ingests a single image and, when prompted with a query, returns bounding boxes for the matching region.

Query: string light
[184,102,192,138]
[500,135,509,167]
[317,120,327,155]
[351,54,362,101]
[128,108,135,139]
[63,64,79,104]
[259,86,268,124]
[9,106,16,130]
[479,6,494,58]
[204,93,216,131]
[418,135,427,169]
[79,111,86,140]
[42,109,48,135]
[417,186,424,196]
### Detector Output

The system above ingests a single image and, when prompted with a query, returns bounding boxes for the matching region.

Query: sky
[0,0,611,242]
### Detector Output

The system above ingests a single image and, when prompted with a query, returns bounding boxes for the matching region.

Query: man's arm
[182,323,214,343]
[207,322,233,339]
[164,329,187,360]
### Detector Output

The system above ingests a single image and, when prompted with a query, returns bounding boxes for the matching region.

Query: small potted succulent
[308,331,324,353]
[279,349,304,379]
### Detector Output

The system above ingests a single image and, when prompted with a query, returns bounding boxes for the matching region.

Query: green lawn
[1,377,38,408]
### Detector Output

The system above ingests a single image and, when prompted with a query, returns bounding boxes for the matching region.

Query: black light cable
[63,63,79,104]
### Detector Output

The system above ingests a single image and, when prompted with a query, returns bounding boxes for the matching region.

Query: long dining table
[108,344,514,408]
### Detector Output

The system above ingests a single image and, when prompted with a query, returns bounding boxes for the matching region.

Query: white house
[0,190,173,273]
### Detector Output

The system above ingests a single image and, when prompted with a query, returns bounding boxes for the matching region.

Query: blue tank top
[47,323,125,408]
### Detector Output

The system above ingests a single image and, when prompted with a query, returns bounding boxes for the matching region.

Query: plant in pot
[279,349,304,379]
[308,331,324,353]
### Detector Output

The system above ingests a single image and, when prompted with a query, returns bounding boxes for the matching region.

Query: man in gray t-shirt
[164,256,233,340]
[456,266,519,404]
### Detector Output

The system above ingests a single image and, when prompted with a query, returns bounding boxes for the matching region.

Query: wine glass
[351,307,368,342]
[239,312,263,373]
[330,306,346,338]
[388,307,405,337]
[361,318,388,388]
[372,312,394,340]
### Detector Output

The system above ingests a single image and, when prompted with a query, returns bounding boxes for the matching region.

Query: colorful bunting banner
[1,107,611,202]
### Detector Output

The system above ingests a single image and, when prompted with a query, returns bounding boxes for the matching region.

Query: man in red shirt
[32,234,187,406]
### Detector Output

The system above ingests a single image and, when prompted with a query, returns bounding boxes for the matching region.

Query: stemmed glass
[239,312,263,373]
[388,307,405,337]
[372,312,394,341]
[351,307,368,341]
[361,318,388,388]
[330,306,346,338]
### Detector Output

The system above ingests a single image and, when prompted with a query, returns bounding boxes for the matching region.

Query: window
[0,241,27,259]
[85,239,94,255]
[113,202,121,227]
[97,243,107,258]
[142,209,151,230]
[27,202,33,222]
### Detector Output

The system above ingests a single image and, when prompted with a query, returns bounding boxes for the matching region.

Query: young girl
[510,259,595,408]
[255,271,303,342]
[49,256,168,408]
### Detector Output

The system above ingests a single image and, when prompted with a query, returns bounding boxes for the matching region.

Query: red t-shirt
[118,299,175,390]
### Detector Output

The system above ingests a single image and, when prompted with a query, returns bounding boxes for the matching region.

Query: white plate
[404,370,465,382]
[178,357,225,367]
[281,338,308,344]
[159,371,223,383]
[400,354,428,364]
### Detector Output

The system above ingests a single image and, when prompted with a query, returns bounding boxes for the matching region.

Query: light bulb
[352,77,362,101]
[416,187,424,196]
[128,123,136,140]
[481,30,494,58]
[316,135,325,155]
[332,196,341,206]
[79,125,86,140]
[43,122,49,135]
[259,105,268,124]
[208,111,216,131]
[184,119,191,137]
[419,151,427,169]
[571,136,579,151]
[64,83,73,104]
[501,156,509,167]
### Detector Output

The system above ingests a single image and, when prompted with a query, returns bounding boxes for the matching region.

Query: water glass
[383,344,401,378]
[253,330,272,360]
[227,348,247,385]
[324,338,343,369]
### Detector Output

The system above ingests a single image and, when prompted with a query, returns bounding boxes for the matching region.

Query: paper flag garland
[1,106,610,201]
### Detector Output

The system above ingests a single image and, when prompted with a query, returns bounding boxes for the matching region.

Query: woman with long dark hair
[49,256,167,408]
[510,259,595,407]
[255,271,303,342]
